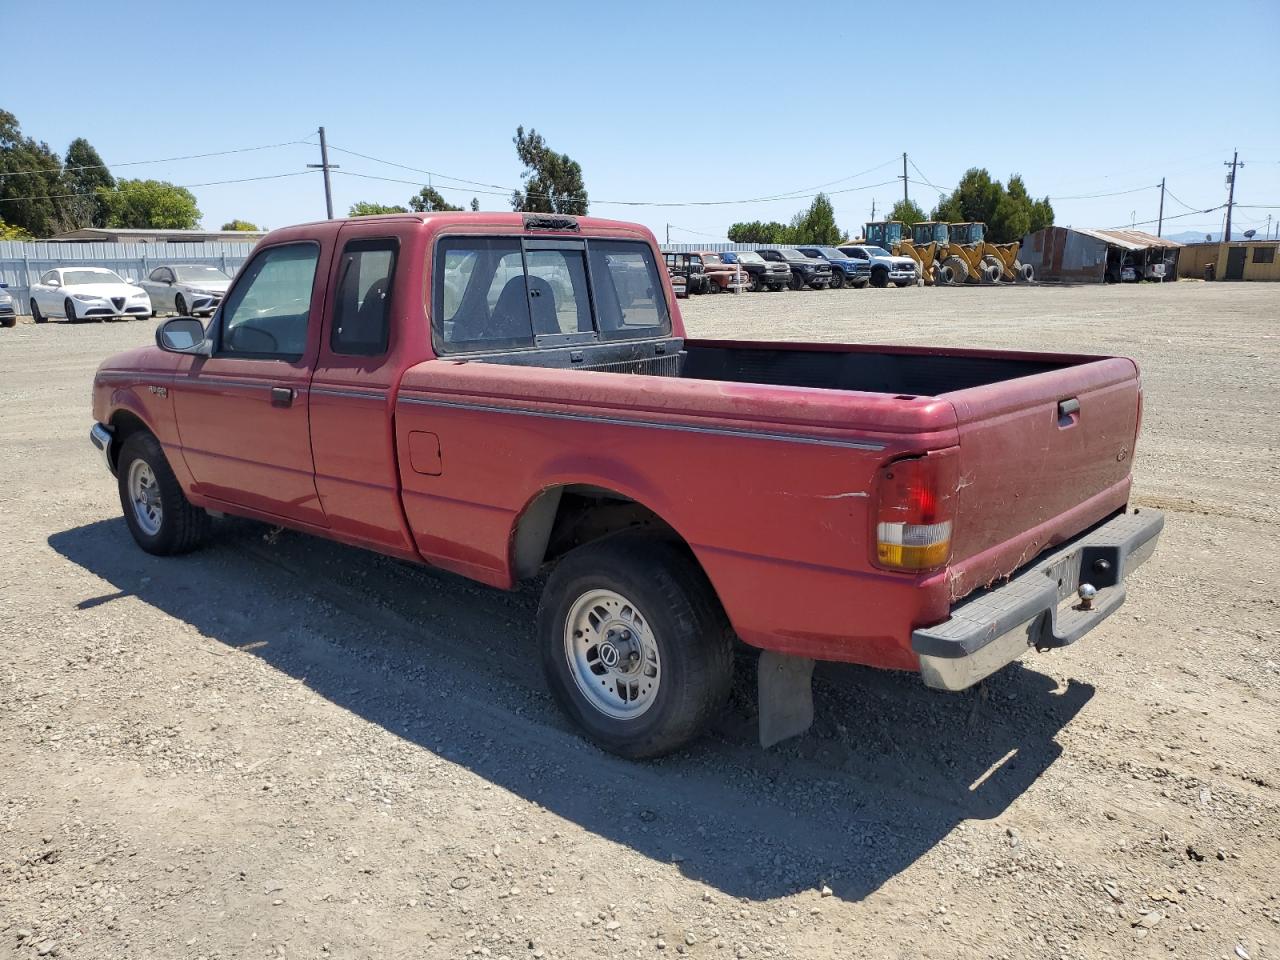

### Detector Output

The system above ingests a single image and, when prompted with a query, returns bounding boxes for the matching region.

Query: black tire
[175,293,188,316]
[0,313,14,328]
[116,431,211,556]
[64,298,78,323]
[538,534,734,759]
[31,300,46,324]
[870,267,889,288]
[704,280,718,294]
[770,284,785,292]
[788,272,803,291]
[828,271,844,290]
[747,273,762,293]
[894,280,912,288]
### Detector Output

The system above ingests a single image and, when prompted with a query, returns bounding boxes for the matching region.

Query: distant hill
[1164,229,1274,244]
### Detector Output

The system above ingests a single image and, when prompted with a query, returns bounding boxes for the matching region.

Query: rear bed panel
[943,357,1140,600]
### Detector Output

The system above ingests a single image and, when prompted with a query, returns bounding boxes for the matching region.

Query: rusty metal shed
[1020,226,1181,283]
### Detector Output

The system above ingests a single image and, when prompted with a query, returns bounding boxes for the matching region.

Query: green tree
[408,186,462,212]
[220,218,262,231]
[727,220,790,243]
[98,179,200,229]
[348,201,408,216]
[887,198,926,226]
[0,110,70,236]
[510,126,588,215]
[788,193,842,245]
[470,197,480,212]
[932,169,1053,243]
[63,137,114,229]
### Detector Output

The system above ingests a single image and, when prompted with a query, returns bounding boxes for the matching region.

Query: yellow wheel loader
[948,222,1034,283]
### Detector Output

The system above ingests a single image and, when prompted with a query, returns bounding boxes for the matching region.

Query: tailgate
[942,356,1140,600]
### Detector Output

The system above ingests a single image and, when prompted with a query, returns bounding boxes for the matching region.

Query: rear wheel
[538,535,734,759]
[871,267,889,288]
[30,300,46,324]
[116,431,211,556]
[942,256,969,284]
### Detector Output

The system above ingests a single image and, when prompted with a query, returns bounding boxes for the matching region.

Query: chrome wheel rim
[127,459,162,536]
[564,589,661,720]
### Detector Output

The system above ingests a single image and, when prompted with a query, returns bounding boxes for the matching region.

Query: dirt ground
[1,281,1277,960]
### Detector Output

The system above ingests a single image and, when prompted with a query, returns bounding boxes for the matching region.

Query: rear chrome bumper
[90,423,114,475]
[912,508,1164,691]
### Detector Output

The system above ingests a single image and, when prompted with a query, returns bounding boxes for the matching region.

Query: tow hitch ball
[1077,583,1097,611]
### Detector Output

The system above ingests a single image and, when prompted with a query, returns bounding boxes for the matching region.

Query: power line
[0,137,315,180]
[1053,183,1160,201]
[333,167,902,208]
[0,169,318,205]
[1164,187,1204,213]
[1109,205,1224,229]
[327,143,901,208]
[906,158,949,194]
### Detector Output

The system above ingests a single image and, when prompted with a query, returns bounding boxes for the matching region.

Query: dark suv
[796,246,871,289]
[722,251,792,292]
[756,248,833,290]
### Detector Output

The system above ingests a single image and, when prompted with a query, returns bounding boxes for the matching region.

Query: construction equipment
[863,221,936,284]
[949,222,1034,283]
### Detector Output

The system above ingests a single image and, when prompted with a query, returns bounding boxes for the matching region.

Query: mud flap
[757,650,816,748]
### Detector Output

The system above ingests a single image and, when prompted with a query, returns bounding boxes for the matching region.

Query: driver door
[171,240,330,527]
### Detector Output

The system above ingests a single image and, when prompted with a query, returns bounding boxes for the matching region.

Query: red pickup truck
[90,212,1163,758]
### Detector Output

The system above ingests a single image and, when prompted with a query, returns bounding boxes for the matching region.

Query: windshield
[778,249,808,260]
[867,247,892,258]
[815,247,845,259]
[734,252,765,265]
[175,265,231,282]
[702,254,722,265]
[63,269,125,285]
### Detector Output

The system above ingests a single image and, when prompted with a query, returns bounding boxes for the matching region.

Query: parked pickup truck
[721,251,792,292]
[90,211,1163,759]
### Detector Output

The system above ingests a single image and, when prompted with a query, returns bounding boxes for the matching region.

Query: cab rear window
[434,237,671,353]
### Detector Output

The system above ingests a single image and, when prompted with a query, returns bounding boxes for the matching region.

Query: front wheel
[870,267,889,288]
[538,535,734,759]
[828,272,844,290]
[117,432,211,555]
[64,298,78,323]
[31,300,46,324]
[747,274,762,293]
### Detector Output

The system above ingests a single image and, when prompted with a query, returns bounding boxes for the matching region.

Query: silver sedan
[138,264,232,317]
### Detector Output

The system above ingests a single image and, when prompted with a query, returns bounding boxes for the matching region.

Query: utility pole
[1156,177,1165,237]
[1223,149,1243,242]
[307,126,339,219]
[870,198,876,220]
[902,152,909,204]
[665,223,670,244]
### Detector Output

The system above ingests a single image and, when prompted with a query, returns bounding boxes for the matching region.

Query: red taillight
[874,450,958,573]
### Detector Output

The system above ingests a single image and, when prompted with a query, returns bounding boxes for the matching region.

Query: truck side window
[437,237,533,351]
[219,242,319,359]
[587,241,671,340]
[332,238,397,356]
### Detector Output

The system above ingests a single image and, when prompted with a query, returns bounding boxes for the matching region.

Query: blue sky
[8,0,1279,240]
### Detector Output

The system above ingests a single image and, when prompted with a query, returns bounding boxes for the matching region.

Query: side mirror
[49,280,61,288]
[156,317,212,356]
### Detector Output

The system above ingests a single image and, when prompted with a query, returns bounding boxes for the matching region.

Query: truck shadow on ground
[51,518,1094,904]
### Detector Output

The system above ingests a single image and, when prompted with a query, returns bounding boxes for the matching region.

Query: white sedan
[138,263,232,317]
[28,267,152,323]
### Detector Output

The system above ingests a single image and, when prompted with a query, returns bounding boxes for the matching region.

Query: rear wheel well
[108,410,152,472]
[512,485,685,580]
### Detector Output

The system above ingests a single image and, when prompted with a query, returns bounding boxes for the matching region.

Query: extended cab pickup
[91,212,1163,758]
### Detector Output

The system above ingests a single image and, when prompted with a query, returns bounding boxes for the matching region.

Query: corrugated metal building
[1177,240,1280,281]
[1019,227,1181,283]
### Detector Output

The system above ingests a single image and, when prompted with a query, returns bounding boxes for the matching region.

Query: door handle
[1057,397,1080,427]
[271,386,294,408]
